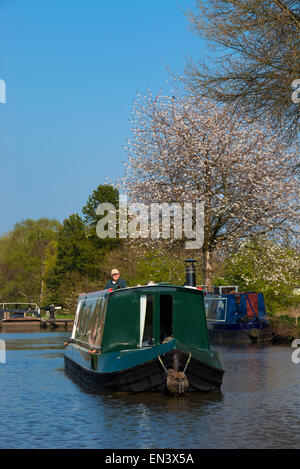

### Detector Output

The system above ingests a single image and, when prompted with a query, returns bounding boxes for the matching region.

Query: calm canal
[0,329,299,449]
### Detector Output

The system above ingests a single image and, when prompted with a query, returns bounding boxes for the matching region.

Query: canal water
[0,329,299,449]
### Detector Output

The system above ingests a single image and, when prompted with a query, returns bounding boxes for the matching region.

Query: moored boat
[64,269,224,394]
[204,289,272,343]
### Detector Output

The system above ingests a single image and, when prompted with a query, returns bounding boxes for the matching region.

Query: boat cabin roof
[79,283,201,299]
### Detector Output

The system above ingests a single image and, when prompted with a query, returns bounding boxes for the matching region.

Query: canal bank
[269,316,300,343]
[0,303,74,331]
[0,317,74,331]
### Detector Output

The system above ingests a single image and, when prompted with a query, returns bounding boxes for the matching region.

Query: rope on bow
[157,352,192,395]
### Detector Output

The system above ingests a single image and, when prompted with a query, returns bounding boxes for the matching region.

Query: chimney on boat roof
[184,258,197,287]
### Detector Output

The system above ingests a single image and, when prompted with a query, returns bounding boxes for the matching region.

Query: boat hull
[64,345,224,394]
[207,321,272,343]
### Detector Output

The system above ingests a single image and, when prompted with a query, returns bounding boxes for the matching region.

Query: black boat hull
[64,348,224,394]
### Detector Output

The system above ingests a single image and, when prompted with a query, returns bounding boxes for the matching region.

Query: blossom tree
[220,238,300,312]
[123,88,299,290]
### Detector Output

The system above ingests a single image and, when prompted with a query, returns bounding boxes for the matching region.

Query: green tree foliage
[55,271,100,314]
[45,185,122,309]
[134,251,186,286]
[105,243,188,287]
[82,184,119,226]
[82,184,121,251]
[218,238,300,313]
[0,218,61,304]
[55,214,95,276]
[45,214,105,305]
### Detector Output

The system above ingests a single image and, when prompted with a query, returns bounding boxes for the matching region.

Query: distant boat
[64,262,224,394]
[203,287,272,343]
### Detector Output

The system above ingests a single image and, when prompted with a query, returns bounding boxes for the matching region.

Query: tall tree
[124,89,299,289]
[82,184,121,251]
[0,218,60,303]
[48,214,100,283]
[82,184,119,226]
[184,0,300,141]
[46,186,123,307]
[45,213,108,306]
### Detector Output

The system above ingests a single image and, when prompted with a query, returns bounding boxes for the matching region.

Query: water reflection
[101,390,223,410]
[0,332,300,448]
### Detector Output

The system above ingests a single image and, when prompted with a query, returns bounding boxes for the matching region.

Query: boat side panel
[101,290,140,353]
[64,339,177,373]
[173,290,209,350]
[176,342,224,371]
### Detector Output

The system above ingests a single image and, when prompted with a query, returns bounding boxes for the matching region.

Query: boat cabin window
[78,302,92,341]
[86,298,102,346]
[75,301,86,340]
[74,296,107,347]
[160,294,172,342]
[204,298,227,321]
[140,295,154,347]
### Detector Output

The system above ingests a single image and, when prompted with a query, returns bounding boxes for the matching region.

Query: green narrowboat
[64,282,224,394]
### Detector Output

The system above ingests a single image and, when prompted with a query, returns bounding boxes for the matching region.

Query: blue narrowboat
[204,288,272,343]
[64,262,224,394]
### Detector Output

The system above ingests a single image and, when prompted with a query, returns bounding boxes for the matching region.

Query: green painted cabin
[72,284,210,354]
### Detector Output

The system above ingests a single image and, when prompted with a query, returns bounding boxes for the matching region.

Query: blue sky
[0,0,207,235]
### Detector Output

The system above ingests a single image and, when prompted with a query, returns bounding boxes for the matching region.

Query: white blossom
[121,86,299,288]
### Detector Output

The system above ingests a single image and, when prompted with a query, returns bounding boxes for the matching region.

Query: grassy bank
[269,315,300,343]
